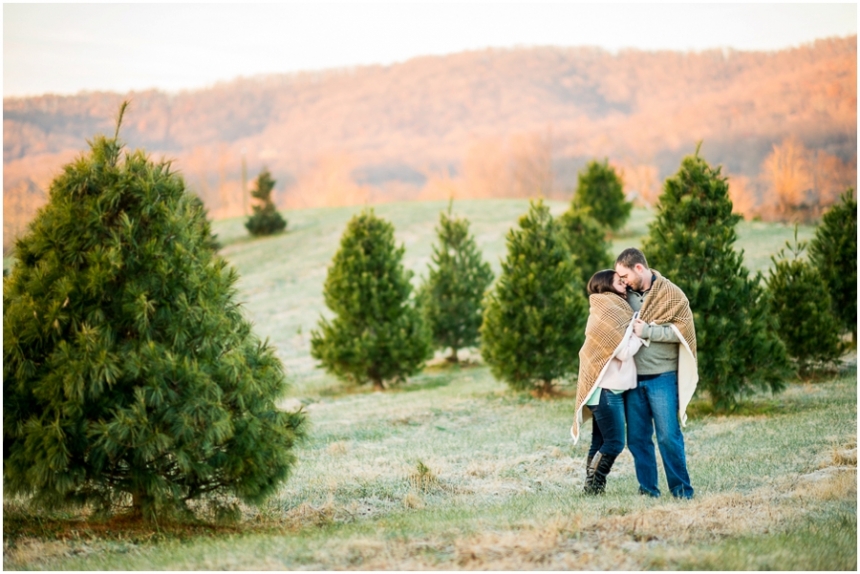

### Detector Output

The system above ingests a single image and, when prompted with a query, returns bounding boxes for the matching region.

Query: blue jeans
[587,389,626,460]
[624,372,694,499]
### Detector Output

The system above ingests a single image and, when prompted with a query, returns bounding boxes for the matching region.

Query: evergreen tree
[558,204,613,291]
[642,147,792,411]
[310,209,432,390]
[190,194,222,251]
[480,200,587,396]
[417,204,494,363]
[574,159,632,231]
[245,168,287,236]
[809,189,857,344]
[3,104,306,521]
[766,230,843,374]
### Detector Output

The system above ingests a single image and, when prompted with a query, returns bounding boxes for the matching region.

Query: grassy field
[5,199,854,571]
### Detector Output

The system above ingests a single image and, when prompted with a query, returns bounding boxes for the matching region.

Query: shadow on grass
[423,358,484,373]
[687,373,852,419]
[310,373,453,399]
[401,376,452,393]
[685,398,789,418]
[2,505,265,549]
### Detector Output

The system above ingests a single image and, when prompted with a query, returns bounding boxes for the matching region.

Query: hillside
[4,37,855,249]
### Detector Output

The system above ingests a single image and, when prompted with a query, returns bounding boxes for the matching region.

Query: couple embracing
[571,248,698,499]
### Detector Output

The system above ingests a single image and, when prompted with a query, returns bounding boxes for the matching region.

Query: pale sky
[3,2,857,98]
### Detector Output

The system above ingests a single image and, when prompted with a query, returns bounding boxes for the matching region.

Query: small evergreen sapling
[574,159,632,231]
[480,200,587,395]
[766,230,844,374]
[3,104,306,521]
[642,147,792,410]
[808,189,857,344]
[310,209,432,389]
[558,204,613,291]
[417,204,494,363]
[245,168,287,236]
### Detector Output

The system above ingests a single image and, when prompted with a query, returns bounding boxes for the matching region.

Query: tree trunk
[446,348,459,363]
[372,379,385,391]
[131,491,146,520]
[535,379,554,397]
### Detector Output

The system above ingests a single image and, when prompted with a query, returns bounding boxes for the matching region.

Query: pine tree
[417,203,494,363]
[766,230,843,374]
[310,209,432,390]
[3,104,306,521]
[190,194,222,251]
[480,200,588,396]
[809,189,857,344]
[574,159,632,231]
[642,147,792,411]
[245,168,287,236]
[558,204,613,291]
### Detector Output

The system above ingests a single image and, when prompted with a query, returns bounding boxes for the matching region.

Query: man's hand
[633,318,647,337]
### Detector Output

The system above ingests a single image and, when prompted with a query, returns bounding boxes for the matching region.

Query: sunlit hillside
[4,37,855,251]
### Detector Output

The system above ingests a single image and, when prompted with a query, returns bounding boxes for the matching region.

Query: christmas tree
[573,159,631,231]
[767,229,843,374]
[558,204,613,291]
[245,168,287,236]
[480,200,587,395]
[3,104,306,521]
[642,147,792,410]
[417,204,494,363]
[310,209,432,389]
[809,189,857,344]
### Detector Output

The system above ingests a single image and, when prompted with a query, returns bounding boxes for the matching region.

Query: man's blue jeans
[624,372,694,499]
[587,389,626,460]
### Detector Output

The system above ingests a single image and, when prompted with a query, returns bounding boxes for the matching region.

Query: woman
[571,269,643,495]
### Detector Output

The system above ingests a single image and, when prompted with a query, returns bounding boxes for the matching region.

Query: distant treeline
[3,36,856,251]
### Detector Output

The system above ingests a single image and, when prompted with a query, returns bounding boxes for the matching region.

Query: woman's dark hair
[587,269,619,295]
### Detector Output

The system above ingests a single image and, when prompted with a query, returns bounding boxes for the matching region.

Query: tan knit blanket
[570,270,700,443]
[571,293,634,443]
[637,270,699,426]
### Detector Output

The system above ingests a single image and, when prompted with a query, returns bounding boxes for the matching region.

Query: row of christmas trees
[310,150,856,411]
[4,107,855,522]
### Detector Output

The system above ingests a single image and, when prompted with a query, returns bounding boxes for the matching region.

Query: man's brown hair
[615,247,648,270]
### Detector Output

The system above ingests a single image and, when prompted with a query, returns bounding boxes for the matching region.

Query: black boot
[583,455,595,493]
[584,452,617,495]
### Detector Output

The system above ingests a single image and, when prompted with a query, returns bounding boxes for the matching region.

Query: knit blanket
[637,269,699,426]
[570,293,634,443]
[570,270,700,444]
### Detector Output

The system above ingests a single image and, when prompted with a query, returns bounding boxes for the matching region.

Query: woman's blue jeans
[624,371,694,499]
[587,388,626,460]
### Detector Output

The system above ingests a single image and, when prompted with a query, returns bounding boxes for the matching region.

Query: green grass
[5,200,843,570]
[5,371,855,570]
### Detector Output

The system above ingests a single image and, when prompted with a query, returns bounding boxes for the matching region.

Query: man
[615,247,698,499]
